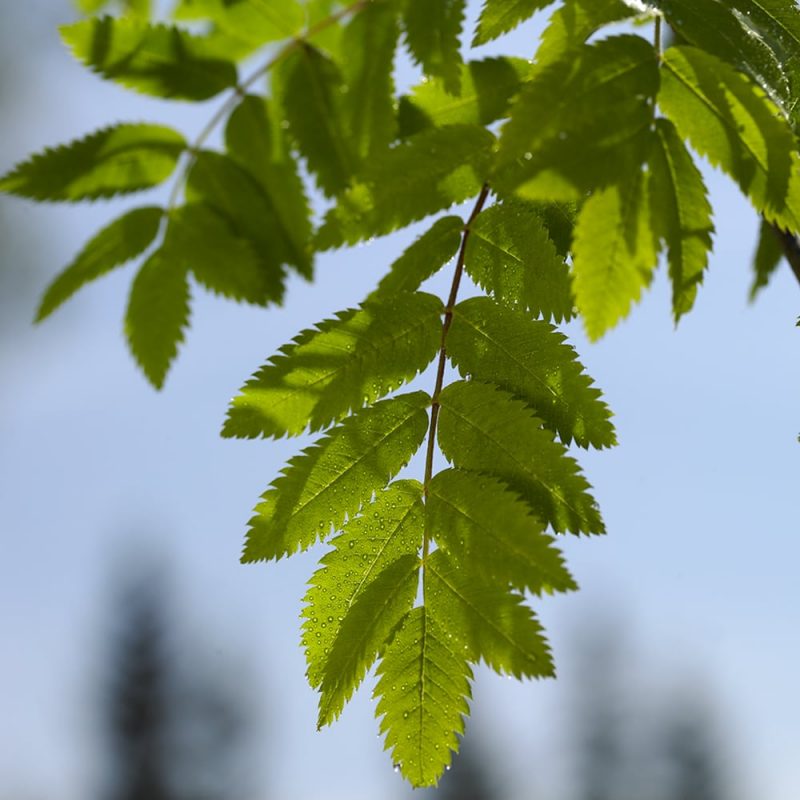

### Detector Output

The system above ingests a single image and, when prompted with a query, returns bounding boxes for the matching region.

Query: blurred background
[1,2,798,799]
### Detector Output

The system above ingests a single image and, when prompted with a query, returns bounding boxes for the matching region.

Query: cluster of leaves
[3,0,800,788]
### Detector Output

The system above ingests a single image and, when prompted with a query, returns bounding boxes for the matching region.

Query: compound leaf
[659,45,800,232]
[648,117,715,322]
[371,216,464,298]
[223,292,443,439]
[317,554,420,727]
[473,0,556,45]
[464,200,573,322]
[448,297,616,448]
[0,124,185,202]
[427,469,577,594]
[36,206,162,321]
[302,481,424,688]
[403,0,466,94]
[242,392,430,562]
[437,380,604,535]
[124,249,191,389]
[374,606,473,786]
[60,16,237,100]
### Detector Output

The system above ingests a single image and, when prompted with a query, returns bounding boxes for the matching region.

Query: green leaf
[648,118,715,322]
[374,606,473,786]
[427,469,577,594]
[316,125,493,249]
[495,35,659,200]
[398,57,530,138]
[0,124,185,202]
[185,151,289,300]
[124,249,191,389]
[60,16,237,100]
[403,0,466,94]
[571,161,658,341]
[437,380,605,535]
[448,297,616,448]
[317,554,420,727]
[163,204,271,305]
[223,292,443,439]
[473,0,555,45]
[534,0,642,67]
[750,218,785,299]
[36,206,162,321]
[278,43,356,197]
[464,200,573,322]
[242,391,430,562]
[225,95,312,278]
[339,2,400,160]
[196,0,306,46]
[426,549,554,678]
[652,0,800,126]
[302,481,424,688]
[371,216,464,298]
[659,45,800,232]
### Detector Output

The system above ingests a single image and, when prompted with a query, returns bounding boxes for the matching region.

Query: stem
[654,14,663,57]
[421,183,491,563]
[165,0,370,213]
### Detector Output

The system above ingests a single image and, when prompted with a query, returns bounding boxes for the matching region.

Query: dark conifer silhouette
[99,562,256,800]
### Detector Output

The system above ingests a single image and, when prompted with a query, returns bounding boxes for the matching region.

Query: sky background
[1,2,798,799]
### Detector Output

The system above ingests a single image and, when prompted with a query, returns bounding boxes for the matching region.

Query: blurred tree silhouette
[99,562,257,800]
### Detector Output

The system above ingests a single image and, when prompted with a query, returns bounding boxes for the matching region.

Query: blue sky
[1,3,799,799]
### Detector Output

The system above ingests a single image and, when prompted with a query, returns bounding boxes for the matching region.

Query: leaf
[163,204,271,304]
[185,151,289,301]
[124,249,191,389]
[316,125,493,249]
[426,550,554,678]
[403,0,466,94]
[278,43,356,197]
[225,95,312,278]
[427,469,577,594]
[198,0,305,46]
[339,2,400,160]
[60,16,237,100]
[222,292,443,439]
[36,206,162,321]
[374,606,473,786]
[464,200,574,322]
[750,218,784,298]
[317,554,420,727]
[473,0,556,45]
[448,297,616,448]
[535,0,636,66]
[242,391,430,562]
[437,380,605,535]
[302,481,424,687]
[495,35,659,200]
[571,157,659,341]
[659,45,800,232]
[652,0,799,125]
[370,216,464,298]
[648,118,715,322]
[0,124,185,202]
[398,57,530,138]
